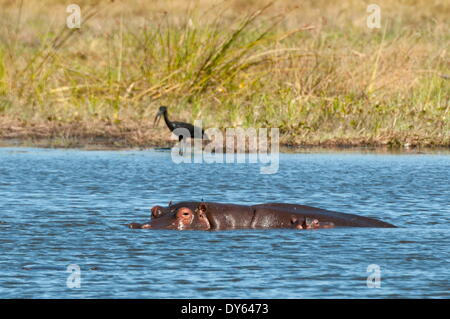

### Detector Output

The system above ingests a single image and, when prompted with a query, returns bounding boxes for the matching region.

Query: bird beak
[153,112,162,127]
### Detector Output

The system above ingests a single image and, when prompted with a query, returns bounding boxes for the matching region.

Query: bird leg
[179,135,184,156]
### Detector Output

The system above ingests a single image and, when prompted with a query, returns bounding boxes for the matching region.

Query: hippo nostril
[183,212,190,216]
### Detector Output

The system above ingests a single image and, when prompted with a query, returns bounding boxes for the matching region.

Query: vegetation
[0,0,449,148]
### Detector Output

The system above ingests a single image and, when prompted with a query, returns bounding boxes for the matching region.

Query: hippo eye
[183,212,190,216]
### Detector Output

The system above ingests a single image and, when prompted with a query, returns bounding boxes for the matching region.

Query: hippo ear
[199,203,207,213]
[301,218,307,229]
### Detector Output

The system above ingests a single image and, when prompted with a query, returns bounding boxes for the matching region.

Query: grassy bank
[0,0,449,148]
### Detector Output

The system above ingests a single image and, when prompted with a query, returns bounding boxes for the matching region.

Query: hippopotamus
[128,201,395,230]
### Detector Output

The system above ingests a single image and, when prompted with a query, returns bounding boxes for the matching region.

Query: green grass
[0,0,449,147]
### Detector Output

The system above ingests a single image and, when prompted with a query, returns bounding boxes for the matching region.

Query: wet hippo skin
[129,201,396,230]
[252,203,396,228]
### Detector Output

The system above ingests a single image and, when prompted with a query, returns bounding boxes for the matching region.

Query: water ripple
[0,148,449,298]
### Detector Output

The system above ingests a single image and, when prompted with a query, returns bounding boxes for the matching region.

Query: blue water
[0,147,449,298]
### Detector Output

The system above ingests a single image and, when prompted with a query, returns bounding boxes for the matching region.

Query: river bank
[1,130,449,153]
[1,115,449,150]
[1,1,449,152]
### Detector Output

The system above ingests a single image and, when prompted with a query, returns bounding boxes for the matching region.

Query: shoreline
[2,117,448,151]
[1,137,449,154]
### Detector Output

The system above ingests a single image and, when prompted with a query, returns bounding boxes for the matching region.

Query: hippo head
[147,203,211,230]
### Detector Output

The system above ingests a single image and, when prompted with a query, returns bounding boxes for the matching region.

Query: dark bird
[154,106,208,154]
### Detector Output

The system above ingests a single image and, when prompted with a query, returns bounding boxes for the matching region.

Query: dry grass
[0,0,449,148]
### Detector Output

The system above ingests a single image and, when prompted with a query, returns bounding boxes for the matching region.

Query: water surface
[0,148,449,298]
